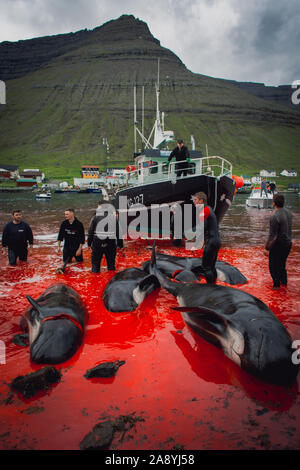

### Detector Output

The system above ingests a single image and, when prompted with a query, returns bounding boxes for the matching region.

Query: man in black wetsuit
[167,139,190,177]
[264,193,292,289]
[1,210,33,265]
[88,200,123,273]
[192,191,221,284]
[57,208,85,263]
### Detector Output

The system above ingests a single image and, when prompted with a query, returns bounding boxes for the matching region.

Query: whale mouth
[256,332,265,370]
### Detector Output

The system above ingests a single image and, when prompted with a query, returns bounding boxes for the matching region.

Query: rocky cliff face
[0,15,163,81]
[0,29,89,81]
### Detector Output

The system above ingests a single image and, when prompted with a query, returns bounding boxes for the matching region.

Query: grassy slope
[0,34,300,180]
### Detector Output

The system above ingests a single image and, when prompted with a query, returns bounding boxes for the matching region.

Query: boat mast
[156,59,161,128]
[142,85,145,145]
[133,59,174,153]
[134,85,137,154]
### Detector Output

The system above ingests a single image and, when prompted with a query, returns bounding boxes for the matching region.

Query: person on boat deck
[167,139,190,177]
[192,192,221,284]
[88,200,124,273]
[260,178,269,198]
[264,193,292,289]
[57,208,85,263]
[268,181,276,195]
[1,210,33,266]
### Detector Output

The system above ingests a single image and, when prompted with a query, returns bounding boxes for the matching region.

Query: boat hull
[113,174,235,238]
[246,197,273,209]
[84,188,102,193]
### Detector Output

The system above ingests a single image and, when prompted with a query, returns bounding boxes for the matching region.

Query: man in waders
[88,200,124,272]
[192,191,221,284]
[57,208,85,263]
[2,210,33,265]
[264,193,292,289]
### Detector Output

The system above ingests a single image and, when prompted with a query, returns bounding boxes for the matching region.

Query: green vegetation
[0,16,299,179]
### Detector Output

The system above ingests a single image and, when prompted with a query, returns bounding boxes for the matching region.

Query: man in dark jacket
[264,193,292,288]
[2,210,33,265]
[167,139,190,177]
[192,192,221,284]
[260,178,268,197]
[88,200,123,272]
[57,208,85,263]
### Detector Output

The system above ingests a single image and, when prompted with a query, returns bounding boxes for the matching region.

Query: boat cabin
[126,149,232,186]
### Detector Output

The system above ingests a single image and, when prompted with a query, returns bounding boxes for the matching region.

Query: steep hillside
[0,15,299,178]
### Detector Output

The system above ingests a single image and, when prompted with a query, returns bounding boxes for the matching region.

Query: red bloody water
[0,194,300,450]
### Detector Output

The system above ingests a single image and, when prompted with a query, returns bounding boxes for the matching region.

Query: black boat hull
[113,174,235,238]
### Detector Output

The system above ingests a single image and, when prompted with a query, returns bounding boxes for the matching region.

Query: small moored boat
[35,192,51,200]
[246,187,273,209]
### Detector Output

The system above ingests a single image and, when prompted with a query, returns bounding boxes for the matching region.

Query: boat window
[150,162,158,174]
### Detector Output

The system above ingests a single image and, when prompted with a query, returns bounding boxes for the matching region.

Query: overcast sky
[0,0,299,86]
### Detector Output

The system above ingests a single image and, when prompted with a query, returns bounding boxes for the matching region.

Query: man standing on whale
[192,192,221,284]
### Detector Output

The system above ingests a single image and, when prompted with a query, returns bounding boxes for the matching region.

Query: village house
[20,169,45,183]
[16,178,37,188]
[0,165,19,180]
[81,165,100,178]
[280,169,298,177]
[259,169,276,178]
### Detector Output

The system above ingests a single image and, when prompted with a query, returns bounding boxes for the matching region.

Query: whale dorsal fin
[172,306,217,315]
[171,306,226,324]
[138,274,160,291]
[171,306,227,335]
[26,295,43,316]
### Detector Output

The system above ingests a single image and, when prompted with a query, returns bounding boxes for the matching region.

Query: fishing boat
[112,61,241,236]
[84,182,103,193]
[54,187,79,193]
[246,187,273,209]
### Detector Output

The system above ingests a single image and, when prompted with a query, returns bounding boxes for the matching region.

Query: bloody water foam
[0,237,300,450]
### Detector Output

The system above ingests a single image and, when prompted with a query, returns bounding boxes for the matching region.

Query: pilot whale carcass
[149,244,298,385]
[102,267,160,312]
[142,251,247,285]
[21,283,86,364]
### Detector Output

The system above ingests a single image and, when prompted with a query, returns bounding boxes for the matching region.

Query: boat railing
[125,156,232,186]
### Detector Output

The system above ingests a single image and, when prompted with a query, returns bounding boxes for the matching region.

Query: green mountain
[0,14,299,178]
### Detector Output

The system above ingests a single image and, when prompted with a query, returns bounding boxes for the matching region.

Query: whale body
[149,244,298,385]
[102,267,160,312]
[21,283,86,364]
[143,251,247,285]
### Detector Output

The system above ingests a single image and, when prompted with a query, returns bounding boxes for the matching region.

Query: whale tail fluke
[149,241,179,297]
[138,274,160,292]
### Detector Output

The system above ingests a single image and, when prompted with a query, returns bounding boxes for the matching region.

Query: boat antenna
[142,85,145,148]
[206,144,211,172]
[156,59,161,127]
[134,85,137,154]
